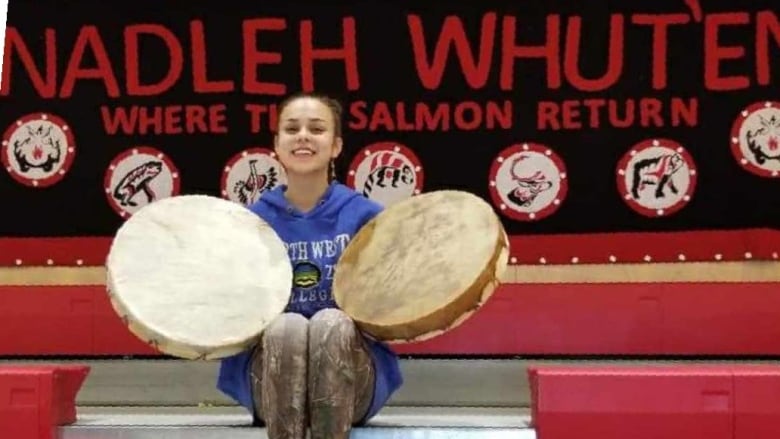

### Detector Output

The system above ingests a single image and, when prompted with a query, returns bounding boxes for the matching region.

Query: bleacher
[3,258,780,438]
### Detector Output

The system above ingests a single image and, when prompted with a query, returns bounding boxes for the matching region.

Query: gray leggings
[250,308,375,439]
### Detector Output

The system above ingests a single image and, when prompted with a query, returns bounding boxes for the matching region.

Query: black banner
[1,0,778,241]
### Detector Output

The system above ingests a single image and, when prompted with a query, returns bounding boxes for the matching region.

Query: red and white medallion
[346,141,424,207]
[221,148,286,206]
[1,112,76,188]
[616,138,697,217]
[488,143,568,221]
[104,147,181,218]
[731,101,780,178]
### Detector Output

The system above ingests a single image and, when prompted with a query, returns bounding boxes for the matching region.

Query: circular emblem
[346,142,423,207]
[293,261,321,289]
[104,147,181,218]
[730,101,780,178]
[1,113,76,188]
[488,143,568,221]
[221,148,287,206]
[616,138,697,217]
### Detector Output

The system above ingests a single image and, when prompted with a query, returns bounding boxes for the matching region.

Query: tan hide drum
[333,190,509,343]
[105,195,292,360]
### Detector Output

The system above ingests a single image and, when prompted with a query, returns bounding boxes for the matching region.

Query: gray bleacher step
[62,427,533,439]
[62,406,535,439]
[1,358,531,407]
[5,358,778,408]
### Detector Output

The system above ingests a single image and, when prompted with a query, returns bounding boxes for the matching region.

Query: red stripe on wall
[508,228,780,265]
[2,228,779,266]
[1,282,779,356]
[0,238,112,267]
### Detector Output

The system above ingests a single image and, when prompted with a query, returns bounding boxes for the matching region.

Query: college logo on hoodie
[285,232,351,309]
[293,261,321,288]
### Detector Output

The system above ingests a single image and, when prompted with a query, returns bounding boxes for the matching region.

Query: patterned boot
[307,308,375,439]
[251,312,309,439]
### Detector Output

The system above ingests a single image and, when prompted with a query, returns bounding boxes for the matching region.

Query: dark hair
[276,92,344,181]
[277,91,343,137]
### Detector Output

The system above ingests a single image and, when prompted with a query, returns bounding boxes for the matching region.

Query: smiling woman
[274,93,344,204]
[216,91,404,439]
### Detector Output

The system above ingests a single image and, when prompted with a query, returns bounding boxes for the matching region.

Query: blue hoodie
[217,182,403,424]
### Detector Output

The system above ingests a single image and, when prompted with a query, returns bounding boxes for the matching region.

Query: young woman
[217,92,403,439]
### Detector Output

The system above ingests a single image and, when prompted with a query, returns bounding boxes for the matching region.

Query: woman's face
[275,97,342,178]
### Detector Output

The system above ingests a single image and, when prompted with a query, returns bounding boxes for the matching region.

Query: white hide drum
[333,190,509,344]
[105,195,292,360]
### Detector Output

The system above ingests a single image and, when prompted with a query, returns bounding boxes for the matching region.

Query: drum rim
[333,190,510,343]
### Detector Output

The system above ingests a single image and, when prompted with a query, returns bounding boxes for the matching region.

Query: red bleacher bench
[0,364,89,439]
[529,365,780,439]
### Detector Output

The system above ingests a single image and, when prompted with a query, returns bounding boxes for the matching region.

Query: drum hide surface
[333,190,509,343]
[106,195,292,360]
